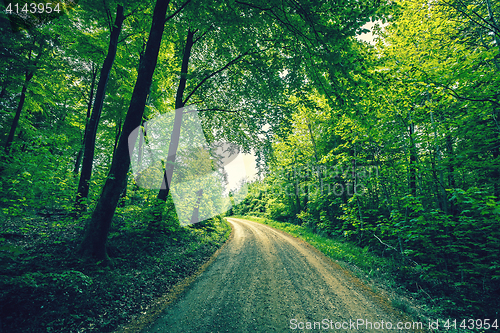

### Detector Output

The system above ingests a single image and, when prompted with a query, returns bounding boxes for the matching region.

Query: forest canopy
[231,0,500,320]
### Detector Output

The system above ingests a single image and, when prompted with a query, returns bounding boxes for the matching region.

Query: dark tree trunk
[489,108,500,198]
[430,110,447,212]
[0,83,6,99]
[490,127,500,197]
[446,134,457,215]
[302,184,308,209]
[307,120,322,193]
[493,146,500,198]
[74,146,84,174]
[134,120,147,186]
[294,181,301,214]
[74,63,97,174]
[446,135,456,189]
[4,71,34,153]
[409,122,417,196]
[77,0,172,262]
[113,116,122,157]
[157,29,196,202]
[118,175,127,208]
[340,178,348,204]
[75,5,125,208]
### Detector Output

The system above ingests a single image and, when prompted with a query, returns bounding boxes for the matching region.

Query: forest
[0,0,499,331]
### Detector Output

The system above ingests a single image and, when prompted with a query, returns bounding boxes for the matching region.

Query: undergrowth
[232,215,497,332]
[0,208,230,333]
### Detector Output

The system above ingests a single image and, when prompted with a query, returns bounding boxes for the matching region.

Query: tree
[156,28,195,202]
[3,33,44,153]
[234,0,500,317]
[77,0,181,261]
[73,62,98,175]
[75,4,125,208]
[153,0,392,203]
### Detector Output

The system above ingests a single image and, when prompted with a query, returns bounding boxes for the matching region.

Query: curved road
[144,218,413,332]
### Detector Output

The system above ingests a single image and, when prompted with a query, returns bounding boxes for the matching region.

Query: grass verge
[0,210,231,333]
[231,215,438,327]
[232,215,393,277]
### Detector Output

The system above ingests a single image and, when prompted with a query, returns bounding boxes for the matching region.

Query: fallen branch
[373,233,397,251]
[372,233,420,267]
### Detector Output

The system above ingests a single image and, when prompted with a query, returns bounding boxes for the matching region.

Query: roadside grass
[231,215,394,279]
[0,208,231,333]
[230,215,445,329]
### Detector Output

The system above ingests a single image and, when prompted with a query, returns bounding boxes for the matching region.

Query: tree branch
[373,234,420,266]
[194,25,214,44]
[234,0,272,11]
[438,0,500,36]
[118,32,142,44]
[437,83,500,106]
[182,50,251,105]
[187,108,239,114]
[103,0,112,32]
[165,0,192,23]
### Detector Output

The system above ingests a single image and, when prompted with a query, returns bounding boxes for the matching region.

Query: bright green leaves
[230,0,500,319]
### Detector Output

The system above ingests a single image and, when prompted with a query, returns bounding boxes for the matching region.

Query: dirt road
[143,218,415,332]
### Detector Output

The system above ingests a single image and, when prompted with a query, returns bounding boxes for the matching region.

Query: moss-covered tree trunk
[77,0,172,262]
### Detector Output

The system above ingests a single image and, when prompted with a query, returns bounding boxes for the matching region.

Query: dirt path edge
[113,221,235,333]
[237,217,427,332]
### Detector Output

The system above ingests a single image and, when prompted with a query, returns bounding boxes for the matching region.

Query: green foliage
[1,0,498,327]
[143,197,181,234]
[0,242,26,260]
[233,0,500,320]
[8,270,93,293]
[192,215,223,232]
[0,146,77,216]
[1,209,231,332]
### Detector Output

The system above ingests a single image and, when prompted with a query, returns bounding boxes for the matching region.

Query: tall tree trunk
[0,83,6,99]
[446,135,455,188]
[409,121,417,197]
[75,5,125,208]
[446,134,457,215]
[302,185,308,209]
[292,154,301,214]
[486,0,500,197]
[157,29,196,202]
[77,0,172,261]
[74,142,84,175]
[492,144,500,198]
[74,63,98,174]
[430,110,448,212]
[4,70,34,153]
[306,119,322,192]
[134,120,147,186]
[293,180,301,214]
[352,144,357,196]
[485,0,500,69]
[113,116,122,157]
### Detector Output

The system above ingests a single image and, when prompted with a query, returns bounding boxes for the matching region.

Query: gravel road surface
[143,218,414,332]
